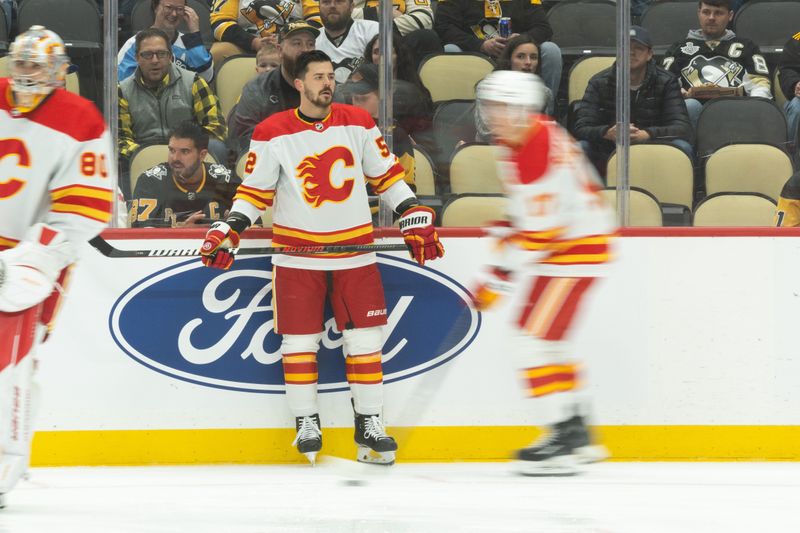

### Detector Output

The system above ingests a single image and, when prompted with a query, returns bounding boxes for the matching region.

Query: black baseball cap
[279,21,320,42]
[346,63,379,95]
[630,25,652,48]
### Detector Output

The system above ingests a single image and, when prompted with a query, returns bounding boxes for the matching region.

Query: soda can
[498,17,512,38]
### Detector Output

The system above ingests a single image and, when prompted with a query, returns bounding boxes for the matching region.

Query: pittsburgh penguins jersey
[663,29,771,98]
[774,171,800,227]
[211,0,303,47]
[232,103,410,270]
[0,78,113,255]
[494,118,616,277]
[302,0,433,36]
[315,20,379,83]
[130,162,238,227]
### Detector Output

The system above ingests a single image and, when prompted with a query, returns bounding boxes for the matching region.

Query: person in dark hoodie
[778,31,800,149]
[573,26,693,173]
[662,0,771,129]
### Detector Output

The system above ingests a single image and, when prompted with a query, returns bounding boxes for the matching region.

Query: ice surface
[1,462,798,533]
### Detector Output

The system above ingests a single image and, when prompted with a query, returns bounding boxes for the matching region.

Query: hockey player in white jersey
[199,50,443,465]
[0,27,114,506]
[471,71,616,476]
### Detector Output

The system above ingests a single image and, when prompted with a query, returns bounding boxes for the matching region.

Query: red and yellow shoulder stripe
[50,184,112,223]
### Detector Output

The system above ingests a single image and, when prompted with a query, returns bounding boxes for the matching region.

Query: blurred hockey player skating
[199,50,443,465]
[471,70,616,476]
[0,27,114,506]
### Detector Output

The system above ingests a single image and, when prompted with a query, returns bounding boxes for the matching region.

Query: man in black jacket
[574,26,693,172]
[228,21,319,156]
[779,31,800,150]
[433,0,562,106]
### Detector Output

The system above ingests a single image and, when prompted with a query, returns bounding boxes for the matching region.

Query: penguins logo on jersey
[144,164,168,181]
[681,55,744,87]
[296,146,356,207]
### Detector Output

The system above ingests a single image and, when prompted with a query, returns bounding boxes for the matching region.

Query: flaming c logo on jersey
[0,138,31,200]
[296,146,356,208]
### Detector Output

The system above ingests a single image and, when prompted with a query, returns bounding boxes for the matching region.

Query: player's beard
[305,87,333,110]
[172,159,203,184]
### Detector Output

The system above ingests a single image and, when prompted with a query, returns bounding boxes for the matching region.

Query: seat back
[734,1,800,54]
[418,53,494,103]
[130,145,217,193]
[216,55,258,119]
[705,144,793,201]
[0,6,9,52]
[0,55,80,94]
[449,143,502,194]
[693,192,777,226]
[413,146,437,196]
[547,0,617,55]
[695,97,788,157]
[441,194,508,227]
[640,1,699,54]
[18,0,102,49]
[567,56,615,106]
[607,144,694,208]
[599,187,663,226]
[429,99,478,180]
[130,0,214,44]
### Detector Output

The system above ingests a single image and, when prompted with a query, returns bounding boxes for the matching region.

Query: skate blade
[302,451,319,466]
[356,446,395,466]
[514,455,580,477]
[573,444,609,464]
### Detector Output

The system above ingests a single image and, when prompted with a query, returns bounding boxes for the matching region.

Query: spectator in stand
[778,32,800,150]
[476,34,553,141]
[118,0,214,83]
[343,63,417,191]
[210,0,301,65]
[131,122,238,228]
[433,0,562,109]
[256,42,281,73]
[662,0,771,129]
[574,26,693,172]
[315,0,378,83]
[229,21,318,156]
[119,28,227,179]
[305,0,440,66]
[362,32,434,140]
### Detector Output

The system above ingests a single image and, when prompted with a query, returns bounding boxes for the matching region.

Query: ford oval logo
[109,256,480,393]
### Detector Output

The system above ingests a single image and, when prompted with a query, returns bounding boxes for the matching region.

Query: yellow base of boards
[30,426,800,466]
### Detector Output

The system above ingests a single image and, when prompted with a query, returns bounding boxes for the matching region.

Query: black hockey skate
[515,415,606,476]
[292,414,322,465]
[354,413,398,465]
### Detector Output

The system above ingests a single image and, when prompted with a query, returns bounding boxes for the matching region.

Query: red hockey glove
[200,221,240,270]
[398,205,444,266]
[471,267,513,312]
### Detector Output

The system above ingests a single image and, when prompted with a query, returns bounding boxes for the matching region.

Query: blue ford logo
[109,256,480,393]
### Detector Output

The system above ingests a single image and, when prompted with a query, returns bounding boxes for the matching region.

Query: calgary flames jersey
[0,78,113,254]
[495,118,616,277]
[232,103,406,270]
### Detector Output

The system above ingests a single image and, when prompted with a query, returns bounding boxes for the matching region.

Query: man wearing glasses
[118,0,215,83]
[118,28,227,197]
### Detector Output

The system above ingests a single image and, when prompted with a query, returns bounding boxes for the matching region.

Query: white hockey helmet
[8,25,69,97]
[476,70,547,114]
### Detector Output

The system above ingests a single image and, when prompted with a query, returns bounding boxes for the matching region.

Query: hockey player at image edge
[0,26,114,507]
[199,50,443,465]
[472,70,617,476]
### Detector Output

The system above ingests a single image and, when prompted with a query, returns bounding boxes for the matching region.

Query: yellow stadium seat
[418,53,494,103]
[216,55,258,119]
[441,194,508,227]
[449,143,502,194]
[705,144,792,202]
[599,187,663,227]
[413,146,436,196]
[567,56,615,106]
[607,144,694,209]
[693,192,776,226]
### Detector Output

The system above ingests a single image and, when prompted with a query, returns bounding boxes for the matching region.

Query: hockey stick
[88,236,408,258]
